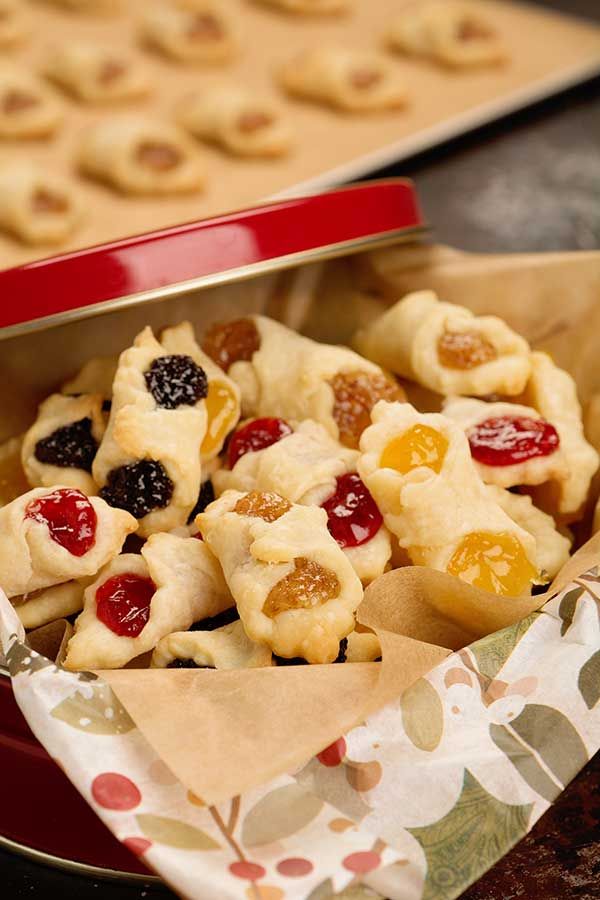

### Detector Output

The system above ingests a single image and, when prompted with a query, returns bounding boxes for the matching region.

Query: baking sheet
[1,0,600,268]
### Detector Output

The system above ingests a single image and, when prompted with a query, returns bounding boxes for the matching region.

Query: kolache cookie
[198,490,363,664]
[92,326,209,537]
[21,393,106,494]
[279,48,408,113]
[202,315,406,449]
[387,0,506,69]
[358,401,538,597]
[215,417,391,584]
[62,356,118,400]
[151,619,272,669]
[0,161,81,246]
[0,66,63,139]
[0,0,29,46]
[79,116,205,196]
[160,321,241,463]
[45,41,151,104]
[354,291,531,397]
[442,397,568,491]
[254,0,350,15]
[485,485,571,582]
[177,84,292,157]
[13,580,87,630]
[521,352,599,519]
[64,532,233,670]
[140,1,238,65]
[0,486,137,598]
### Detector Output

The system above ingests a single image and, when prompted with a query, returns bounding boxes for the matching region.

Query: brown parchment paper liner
[84,245,600,810]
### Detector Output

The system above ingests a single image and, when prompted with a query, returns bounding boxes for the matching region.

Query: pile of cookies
[2,291,597,672]
[0,0,507,246]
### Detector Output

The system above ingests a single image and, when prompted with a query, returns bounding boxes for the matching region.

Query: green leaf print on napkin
[578,649,600,710]
[469,613,538,681]
[409,770,532,900]
[558,586,585,636]
[51,682,136,735]
[136,815,220,850]
[401,678,444,751]
[241,783,324,847]
[490,704,588,803]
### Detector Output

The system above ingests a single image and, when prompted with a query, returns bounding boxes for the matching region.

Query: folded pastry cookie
[486,485,571,582]
[202,315,405,449]
[0,486,137,598]
[160,321,241,462]
[345,628,381,663]
[79,116,205,195]
[358,402,538,596]
[177,84,292,157]
[443,397,567,490]
[354,291,531,397]
[254,0,350,16]
[0,161,81,246]
[198,490,363,663]
[151,619,272,669]
[387,0,506,69]
[0,0,29,46]
[13,580,86,630]
[64,532,232,670]
[45,41,151,104]
[62,355,118,400]
[140,1,238,64]
[93,326,209,536]
[280,48,408,113]
[0,66,63,138]
[215,417,391,583]
[521,352,599,519]
[22,393,105,494]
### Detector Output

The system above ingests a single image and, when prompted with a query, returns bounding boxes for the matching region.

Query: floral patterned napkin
[1,568,599,900]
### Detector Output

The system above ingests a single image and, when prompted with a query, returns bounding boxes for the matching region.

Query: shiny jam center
[380,424,448,475]
[228,417,292,468]
[263,557,340,618]
[234,490,291,523]
[25,488,97,557]
[322,472,382,549]
[202,318,260,373]
[201,380,239,457]
[468,415,560,467]
[330,370,406,449]
[96,573,156,638]
[437,329,498,370]
[447,531,537,596]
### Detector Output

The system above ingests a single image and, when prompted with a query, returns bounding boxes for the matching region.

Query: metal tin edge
[0,224,427,342]
[0,833,161,886]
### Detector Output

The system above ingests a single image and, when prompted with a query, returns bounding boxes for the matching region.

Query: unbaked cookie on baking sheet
[280,47,408,112]
[79,116,205,195]
[45,41,151,104]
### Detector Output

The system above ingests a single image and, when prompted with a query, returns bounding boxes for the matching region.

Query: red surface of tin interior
[0,179,423,334]
[0,673,149,877]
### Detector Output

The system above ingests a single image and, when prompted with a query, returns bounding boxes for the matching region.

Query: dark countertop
[2,1,599,898]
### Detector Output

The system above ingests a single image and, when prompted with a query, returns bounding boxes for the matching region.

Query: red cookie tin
[0,178,425,880]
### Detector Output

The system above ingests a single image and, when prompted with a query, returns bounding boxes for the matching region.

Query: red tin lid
[0,179,424,339]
